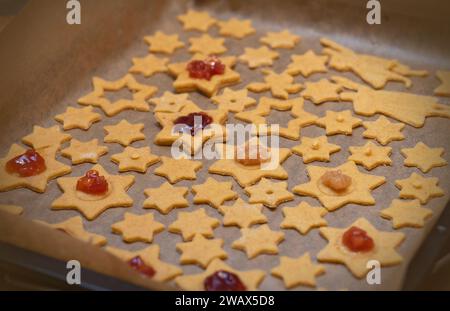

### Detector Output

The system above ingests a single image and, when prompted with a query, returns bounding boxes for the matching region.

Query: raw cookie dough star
[271,253,325,288]
[247,69,303,99]
[154,156,202,184]
[260,29,301,49]
[239,46,279,69]
[280,202,328,235]
[0,144,71,193]
[128,54,169,77]
[286,50,328,77]
[107,245,182,282]
[395,172,444,204]
[150,91,195,113]
[218,198,267,228]
[144,31,184,54]
[169,208,220,241]
[244,178,294,208]
[192,177,237,209]
[111,146,160,173]
[401,142,447,173]
[0,204,23,215]
[392,64,428,77]
[302,79,342,104]
[380,199,432,229]
[234,96,296,125]
[188,34,226,55]
[293,161,386,211]
[177,10,216,32]
[348,141,392,170]
[434,70,450,97]
[217,18,255,39]
[54,106,101,130]
[112,212,164,243]
[232,224,284,259]
[211,88,256,112]
[362,116,405,145]
[78,74,157,116]
[22,125,71,149]
[315,110,362,135]
[143,182,189,214]
[51,164,134,220]
[292,136,341,163]
[176,234,228,268]
[61,138,108,165]
[317,217,405,278]
[175,258,265,291]
[104,120,145,146]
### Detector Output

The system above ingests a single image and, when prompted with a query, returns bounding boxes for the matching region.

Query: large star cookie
[218,198,268,228]
[395,172,444,204]
[292,136,341,163]
[192,177,237,209]
[111,146,160,173]
[54,106,101,130]
[143,182,189,214]
[176,234,227,268]
[112,212,164,243]
[401,142,447,173]
[169,208,220,241]
[232,224,285,259]
[22,125,71,149]
[244,178,294,208]
[380,199,432,229]
[61,138,108,165]
[280,202,328,235]
[247,69,303,99]
[154,156,202,184]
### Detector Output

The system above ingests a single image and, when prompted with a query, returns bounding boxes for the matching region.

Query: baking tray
[0,0,449,291]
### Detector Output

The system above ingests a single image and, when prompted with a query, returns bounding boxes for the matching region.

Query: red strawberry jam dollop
[174,112,213,136]
[342,226,374,252]
[127,256,156,278]
[204,270,247,291]
[6,149,47,177]
[187,55,225,80]
[76,170,108,195]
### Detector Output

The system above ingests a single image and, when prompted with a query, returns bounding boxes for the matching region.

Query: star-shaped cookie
[239,46,279,69]
[51,164,134,220]
[188,34,226,55]
[192,177,237,209]
[61,138,108,165]
[218,198,267,228]
[129,54,168,77]
[22,125,71,149]
[315,110,362,135]
[143,182,189,214]
[286,50,328,77]
[280,202,328,235]
[380,199,432,229]
[234,96,296,125]
[177,10,216,32]
[0,204,23,215]
[112,212,164,243]
[150,91,195,113]
[293,161,386,211]
[260,29,301,49]
[217,18,255,39]
[244,178,294,208]
[232,224,284,259]
[169,208,220,241]
[54,106,101,130]
[292,136,341,163]
[302,79,342,104]
[176,234,227,268]
[395,172,444,204]
[434,70,450,97]
[144,31,184,54]
[0,144,71,193]
[211,88,256,112]
[154,156,202,184]
[401,142,447,173]
[111,146,160,173]
[348,141,392,170]
[104,120,145,146]
[317,217,405,278]
[362,116,405,145]
[247,69,303,99]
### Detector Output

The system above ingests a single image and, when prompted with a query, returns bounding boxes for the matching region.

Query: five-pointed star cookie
[293,161,386,211]
[247,69,303,99]
[128,54,169,77]
[380,199,432,229]
[104,120,146,146]
[217,18,255,39]
[112,212,164,243]
[362,116,405,145]
[168,54,240,97]
[175,258,265,290]
[169,208,220,241]
[292,136,341,163]
[286,50,328,77]
[176,234,228,268]
[144,31,185,54]
[78,74,157,116]
[188,34,226,55]
[177,10,216,32]
[315,110,362,135]
[434,70,450,97]
[0,144,71,193]
[154,156,202,184]
[0,204,23,215]
[348,141,392,170]
[317,217,405,278]
[107,245,182,282]
[401,142,447,173]
[150,91,195,113]
[51,164,134,220]
[54,106,101,130]
[218,198,268,228]
[302,79,342,104]
[211,88,256,112]
[239,46,279,69]
[61,138,108,165]
[232,224,285,259]
[192,177,237,209]
[260,29,301,49]
[111,146,160,173]
[395,172,444,204]
[271,253,325,288]
[22,125,71,149]
[244,178,294,208]
[280,202,328,235]
[143,182,189,214]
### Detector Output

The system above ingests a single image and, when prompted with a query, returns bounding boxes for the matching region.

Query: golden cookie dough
[395,172,444,204]
[292,136,341,163]
[315,110,362,135]
[192,177,237,209]
[348,141,392,170]
[247,69,303,99]
[401,142,447,173]
[188,34,226,55]
[245,178,294,208]
[391,64,428,77]
[280,202,328,235]
[154,156,202,184]
[217,18,255,39]
[232,224,284,259]
[380,199,432,229]
[239,46,279,69]
[302,79,342,104]
[61,138,108,165]
[434,70,450,97]
[260,29,301,49]
[169,208,220,241]
[0,204,23,215]
[176,234,228,268]
[104,120,146,146]
[112,212,164,243]
[22,125,71,149]
[211,88,256,112]
[144,31,184,54]
[150,91,195,113]
[129,54,169,77]
[286,50,328,77]
[218,198,267,228]
[111,146,160,173]
[143,182,189,214]
[362,116,405,145]
[178,10,216,32]
[54,106,101,130]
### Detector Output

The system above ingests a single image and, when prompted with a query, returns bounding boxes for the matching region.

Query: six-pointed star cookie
[260,29,301,49]
[112,212,164,243]
[78,74,157,116]
[188,34,226,55]
[150,91,195,113]
[232,224,285,259]
[51,164,134,220]
[22,125,71,149]
[128,54,169,77]
[293,161,386,211]
[61,138,108,165]
[169,208,220,241]
[401,142,447,173]
[247,69,303,99]
[192,177,237,209]
[177,10,216,32]
[176,234,228,268]
[280,202,328,235]
[143,182,189,214]
[234,96,296,125]
[271,253,325,288]
[395,172,444,204]
[286,50,328,77]
[0,144,71,193]
[218,198,268,228]
[302,79,342,104]
[104,120,145,146]
[292,136,341,163]
[111,146,160,173]
[315,110,362,135]
[211,88,256,112]
[239,46,279,69]
[362,116,405,145]
[144,31,184,54]
[175,258,265,291]
[107,245,182,282]
[154,156,202,184]
[380,199,432,229]
[54,106,101,130]
[348,141,392,170]
[317,217,405,278]
[434,70,450,97]
[217,18,255,39]
[245,178,294,208]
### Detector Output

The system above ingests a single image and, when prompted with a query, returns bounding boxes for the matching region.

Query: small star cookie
[234,96,296,125]
[211,88,256,112]
[302,79,342,104]
[143,182,188,214]
[144,31,184,54]
[22,125,71,149]
[111,146,160,173]
[292,136,341,163]
[177,10,216,32]
[176,234,227,268]
[392,64,428,77]
[0,204,23,215]
[286,50,328,77]
[434,70,450,97]
[348,141,392,170]
[129,54,169,77]
[244,178,294,208]
[218,198,267,228]
[104,120,145,146]
[395,172,444,204]
[150,91,195,113]
[362,116,405,145]
[189,34,226,55]
[61,138,108,165]
[280,202,328,235]
[401,142,447,173]
[154,156,202,184]
[169,208,220,241]
[239,46,279,69]
[380,199,432,229]
[247,69,303,99]
[192,177,237,209]
[54,106,101,130]
[315,110,362,135]
[217,18,255,39]
[232,224,284,259]
[260,29,300,49]
[112,212,164,243]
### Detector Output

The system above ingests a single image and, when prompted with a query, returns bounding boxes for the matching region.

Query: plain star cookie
[169,208,220,241]
[192,177,237,209]
[112,212,164,243]
[280,202,328,235]
[61,139,108,165]
[218,198,267,228]
[292,136,341,163]
[143,182,188,214]
[348,141,392,170]
[217,18,255,39]
[150,91,195,113]
[362,116,405,145]
[434,70,450,97]
[111,146,160,173]
[315,110,362,135]
[260,29,300,49]
[401,142,447,173]
[154,156,202,184]
[54,106,101,130]
[395,172,444,204]
[302,79,342,104]
[177,10,216,32]
[129,54,169,77]
[188,34,226,55]
[247,69,302,99]
[286,50,328,77]
[211,88,256,112]
[22,125,71,149]
[144,31,184,54]
[232,224,284,259]
[176,234,227,268]
[244,178,294,208]
[239,46,279,69]
[380,199,432,229]
[104,120,145,146]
